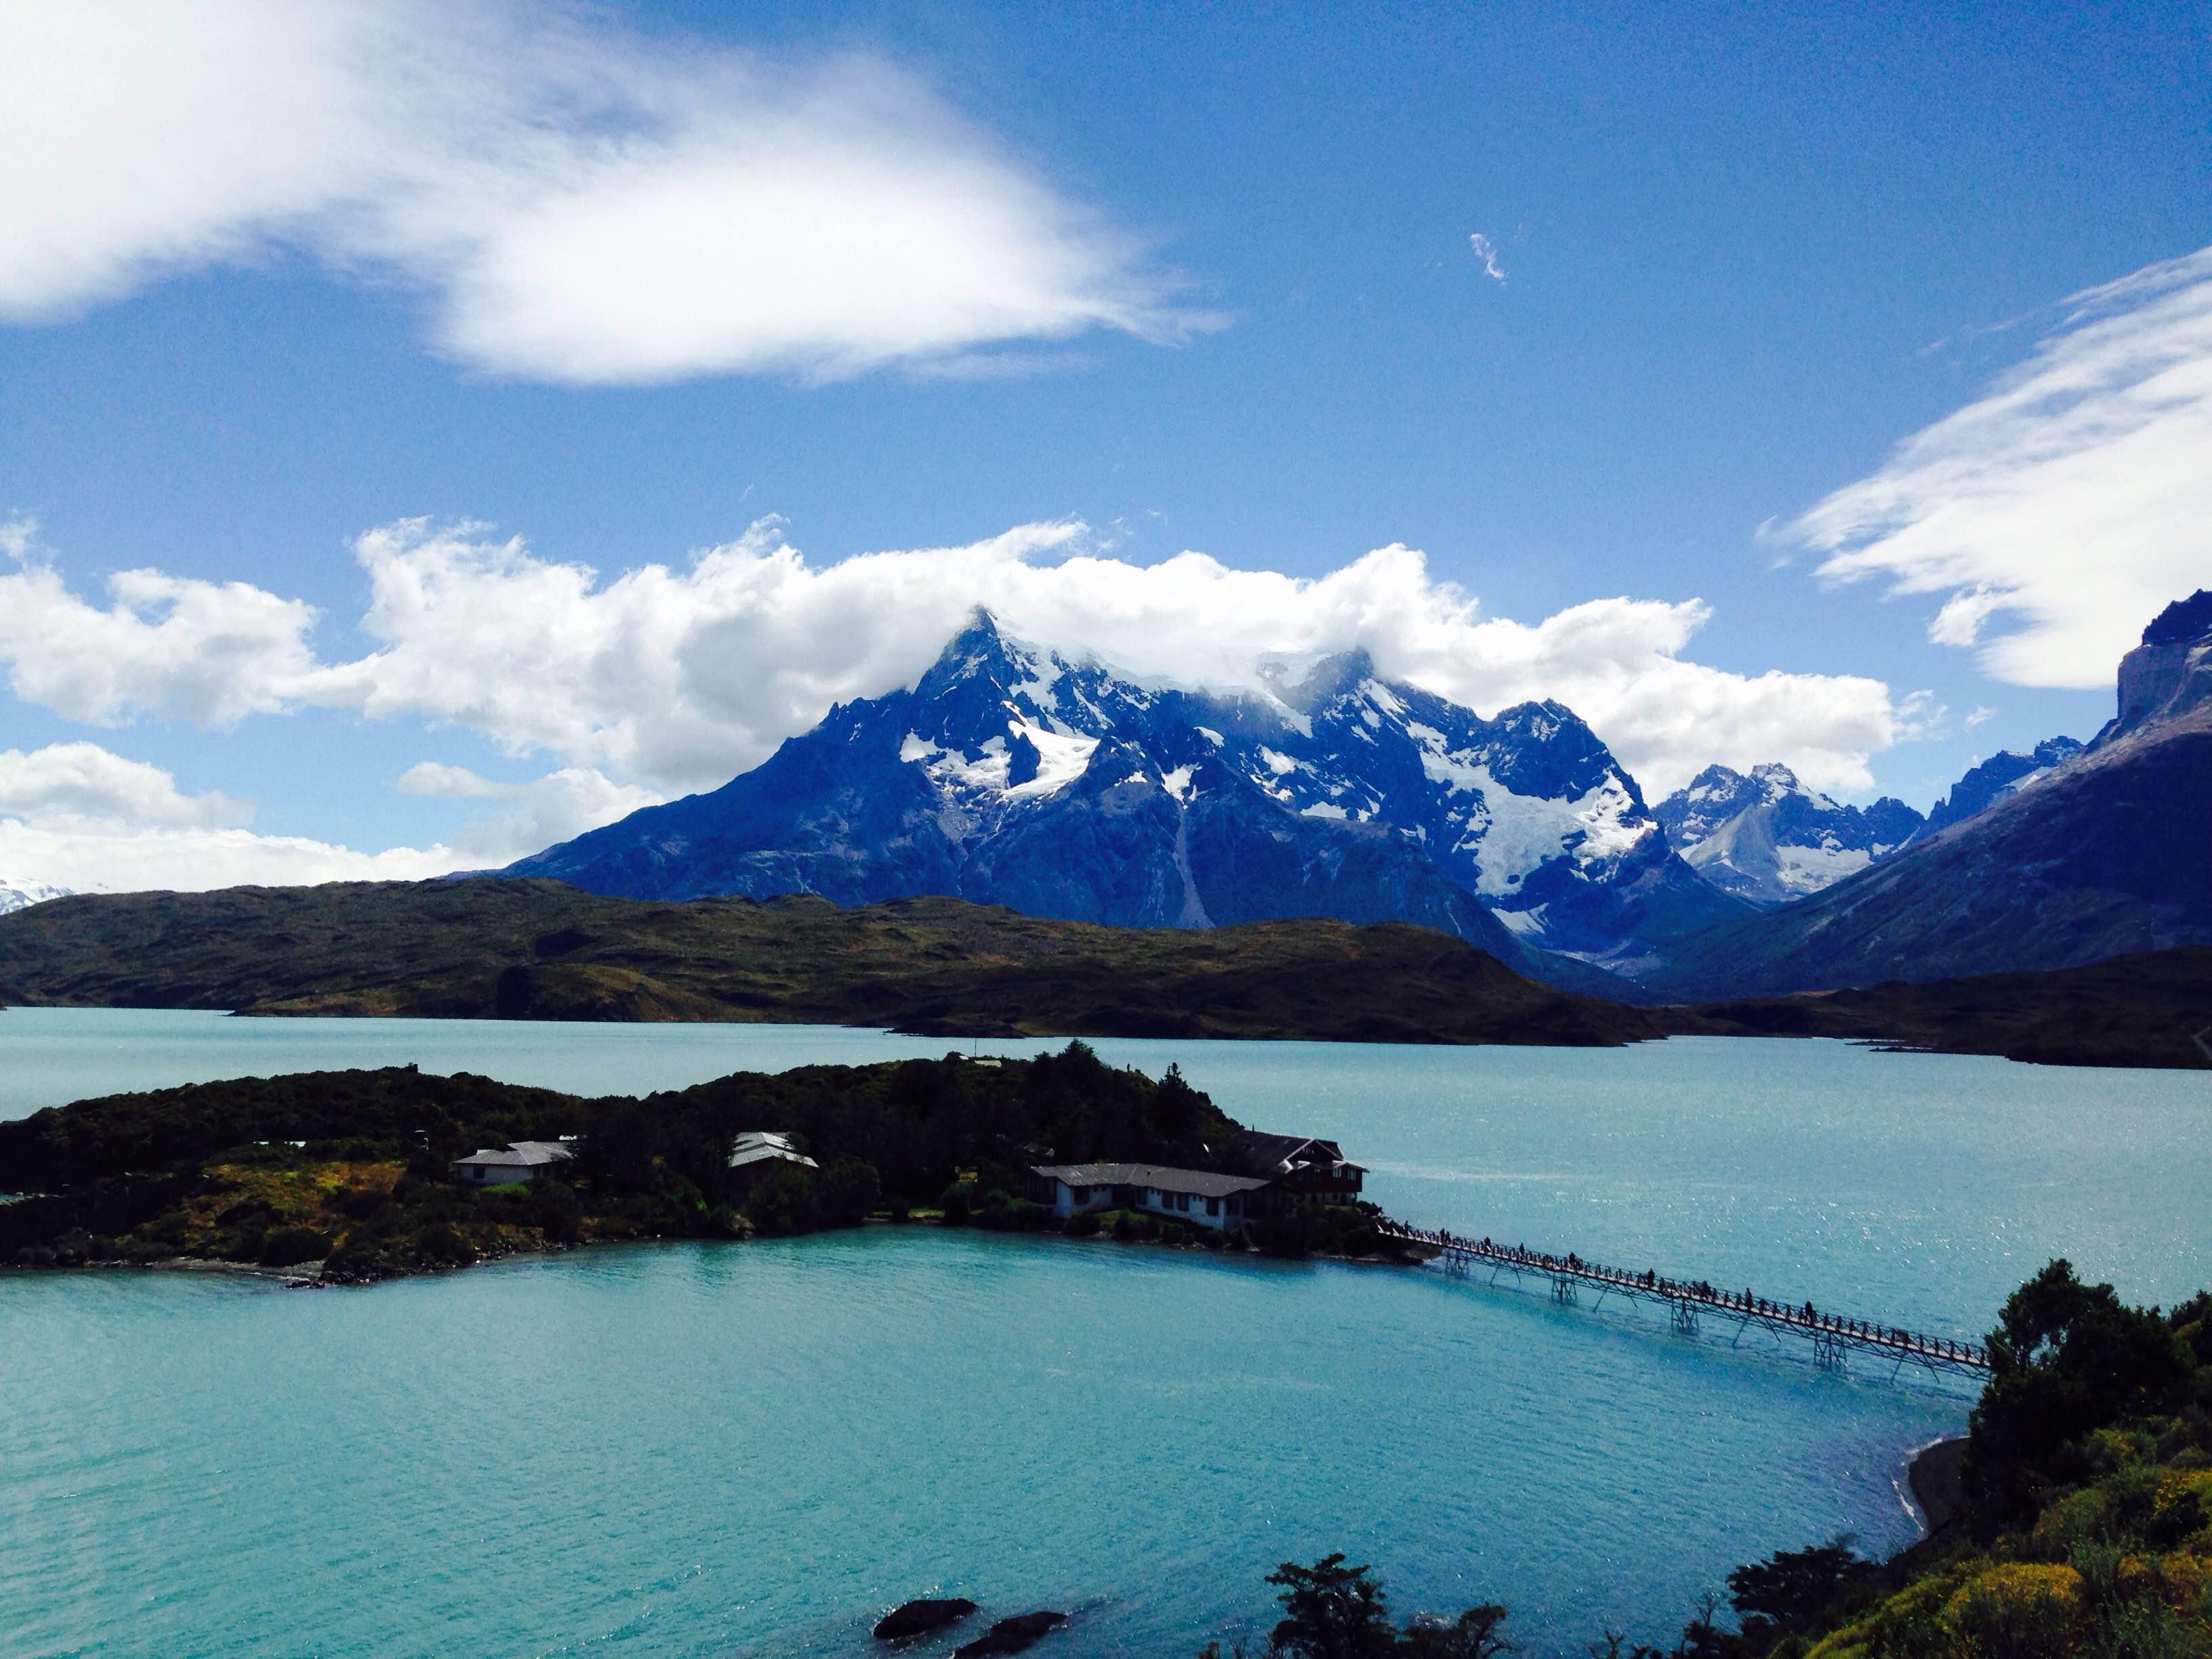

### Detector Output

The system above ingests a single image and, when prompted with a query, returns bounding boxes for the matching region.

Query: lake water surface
[2,1014,2207,1658]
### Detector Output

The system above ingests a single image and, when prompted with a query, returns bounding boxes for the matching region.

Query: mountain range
[508,613,1746,987]
[511,590,2212,997]
[1647,590,2212,997]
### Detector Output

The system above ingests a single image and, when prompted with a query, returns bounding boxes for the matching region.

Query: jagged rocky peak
[1656,762,1925,908]
[1924,736,2085,835]
[1256,648,1378,715]
[1481,699,1641,804]
[2105,588,2212,745]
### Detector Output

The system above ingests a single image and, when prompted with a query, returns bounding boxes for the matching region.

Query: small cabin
[1028,1162,1273,1231]
[453,1139,577,1187]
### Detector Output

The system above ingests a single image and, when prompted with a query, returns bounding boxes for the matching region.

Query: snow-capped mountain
[1923,737,2086,836]
[1654,763,1924,907]
[1647,592,2212,999]
[0,880,70,918]
[508,611,1744,977]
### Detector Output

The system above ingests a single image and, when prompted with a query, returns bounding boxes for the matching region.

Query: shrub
[939,1181,976,1225]
[1111,1212,1139,1242]
[816,1158,882,1228]
[1063,1210,1101,1237]
[415,1223,476,1267]
[528,1181,584,1246]
[323,1186,396,1222]
[257,1226,332,1265]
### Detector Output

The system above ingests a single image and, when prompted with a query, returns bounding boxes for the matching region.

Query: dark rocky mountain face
[2102,588,2212,744]
[507,612,1743,980]
[1923,737,2087,835]
[1654,763,1925,907]
[1644,595,2212,999]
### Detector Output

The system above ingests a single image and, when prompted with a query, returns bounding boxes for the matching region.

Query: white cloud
[0,519,1912,801]
[0,737,651,891]
[0,818,455,896]
[1786,244,2212,687]
[0,520,324,726]
[395,761,505,800]
[0,743,249,827]
[0,0,1208,383]
[399,764,665,868]
[1469,232,1507,283]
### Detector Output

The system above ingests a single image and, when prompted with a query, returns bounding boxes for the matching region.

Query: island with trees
[0,1041,1406,1277]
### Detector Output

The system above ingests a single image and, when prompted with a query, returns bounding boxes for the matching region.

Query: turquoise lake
[2,1012,2208,1658]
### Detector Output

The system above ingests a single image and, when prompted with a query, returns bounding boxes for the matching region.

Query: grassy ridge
[0,878,1676,1047]
[1692,949,2212,1071]
[3,880,2208,1067]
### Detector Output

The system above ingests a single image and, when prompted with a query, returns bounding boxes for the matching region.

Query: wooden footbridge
[1381,1225,1992,1384]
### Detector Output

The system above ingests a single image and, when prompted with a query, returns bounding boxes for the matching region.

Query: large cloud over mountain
[0,0,1203,382]
[2,516,1905,820]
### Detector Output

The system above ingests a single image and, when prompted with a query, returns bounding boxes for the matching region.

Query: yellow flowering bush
[1940,1563,2085,1658]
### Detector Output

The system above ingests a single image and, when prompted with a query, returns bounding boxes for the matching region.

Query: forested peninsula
[0,1044,1401,1278]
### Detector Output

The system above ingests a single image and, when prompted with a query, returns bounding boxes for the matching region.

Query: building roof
[1033,1162,1273,1200]
[1228,1131,1366,1180]
[455,1140,576,1170]
[728,1130,817,1172]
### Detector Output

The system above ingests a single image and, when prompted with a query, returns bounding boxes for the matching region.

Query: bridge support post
[1814,1330,1847,1372]
[1553,1277,1577,1306]
[1672,1302,1698,1336]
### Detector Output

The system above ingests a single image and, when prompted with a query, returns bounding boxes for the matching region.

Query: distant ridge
[0,879,1674,1048]
[3,879,2206,1068]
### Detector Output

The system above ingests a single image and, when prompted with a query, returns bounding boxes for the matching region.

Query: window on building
[1206,1197,1220,1216]
[1177,1193,1191,1212]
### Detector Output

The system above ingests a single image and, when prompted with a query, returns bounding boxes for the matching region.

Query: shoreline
[12,1216,1424,1288]
[1904,1435,1968,1536]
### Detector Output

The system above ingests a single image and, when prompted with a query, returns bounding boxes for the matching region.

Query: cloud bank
[0,0,1205,382]
[0,742,660,895]
[3,517,1906,835]
[1787,244,2212,687]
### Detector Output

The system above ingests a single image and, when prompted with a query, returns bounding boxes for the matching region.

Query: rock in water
[950,1610,1069,1656]
[874,1598,979,1642]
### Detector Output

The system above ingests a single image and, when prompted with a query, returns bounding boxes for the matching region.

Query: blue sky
[1,0,2208,888]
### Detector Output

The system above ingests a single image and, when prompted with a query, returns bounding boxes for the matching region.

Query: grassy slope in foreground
[0,878,1672,1048]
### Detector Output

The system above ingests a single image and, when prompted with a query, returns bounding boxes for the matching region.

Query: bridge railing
[1380,1223,1991,1376]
